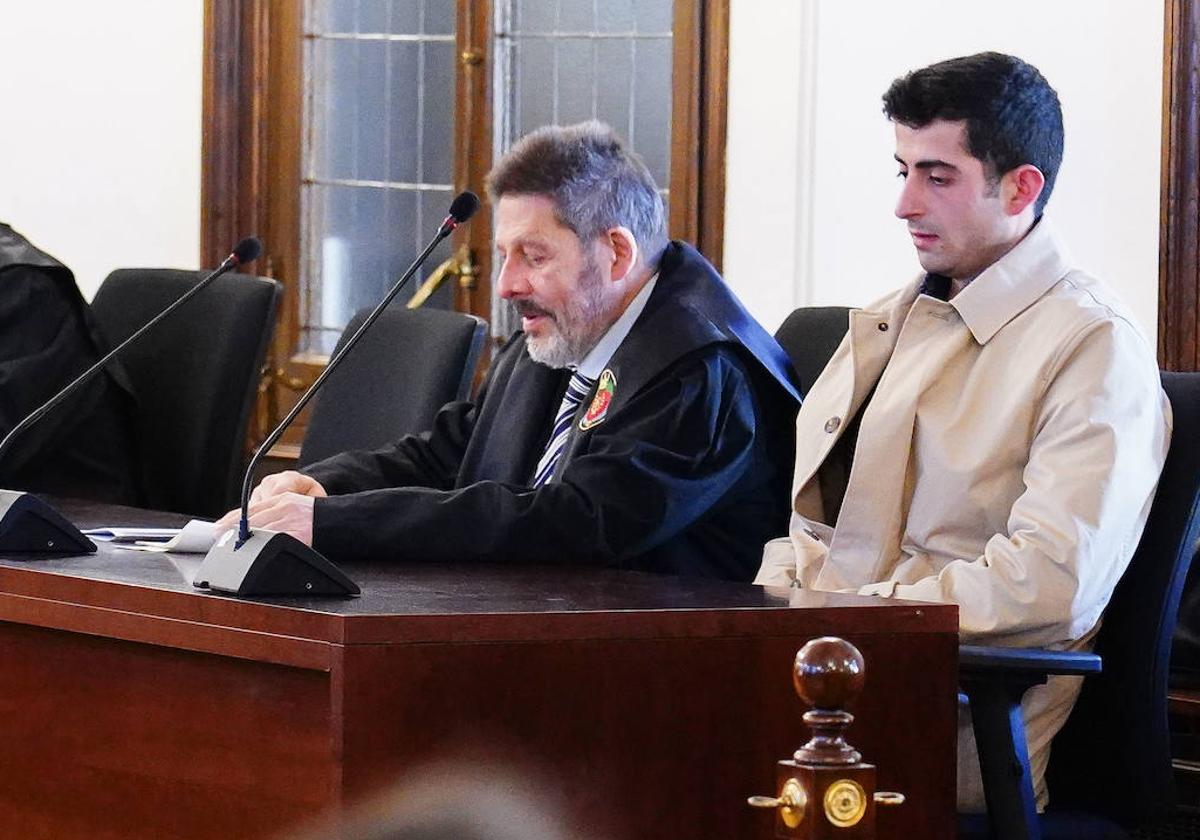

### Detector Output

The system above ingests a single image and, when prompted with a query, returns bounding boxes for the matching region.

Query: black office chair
[297,306,487,467]
[958,372,1200,839]
[773,306,852,395]
[91,268,281,518]
[1172,570,1200,686]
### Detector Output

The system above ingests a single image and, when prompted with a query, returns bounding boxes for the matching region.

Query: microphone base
[193,529,360,597]
[0,490,96,554]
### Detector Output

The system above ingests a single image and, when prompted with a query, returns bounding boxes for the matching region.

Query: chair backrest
[1046,371,1200,824]
[773,307,852,395]
[91,268,281,518]
[297,306,487,467]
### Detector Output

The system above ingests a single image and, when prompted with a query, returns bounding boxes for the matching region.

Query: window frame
[1161,0,1200,370]
[201,0,731,444]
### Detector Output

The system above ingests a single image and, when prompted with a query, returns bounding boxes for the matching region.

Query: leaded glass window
[491,0,674,333]
[301,1,457,355]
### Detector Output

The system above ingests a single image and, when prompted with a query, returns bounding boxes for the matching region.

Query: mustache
[513,300,553,320]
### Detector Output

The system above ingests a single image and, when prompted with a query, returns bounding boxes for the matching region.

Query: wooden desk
[0,500,958,839]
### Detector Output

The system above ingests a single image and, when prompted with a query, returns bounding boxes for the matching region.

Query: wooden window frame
[201,0,731,442]
[1161,0,1200,370]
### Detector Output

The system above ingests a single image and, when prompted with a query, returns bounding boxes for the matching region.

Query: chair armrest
[960,644,1102,678]
[958,645,1102,838]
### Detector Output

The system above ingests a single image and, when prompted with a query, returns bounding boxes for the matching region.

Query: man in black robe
[0,223,140,504]
[219,122,800,581]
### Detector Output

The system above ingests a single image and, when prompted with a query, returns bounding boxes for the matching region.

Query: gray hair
[486,121,668,260]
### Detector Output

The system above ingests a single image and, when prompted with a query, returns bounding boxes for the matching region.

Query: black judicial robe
[305,241,801,581]
[0,224,140,504]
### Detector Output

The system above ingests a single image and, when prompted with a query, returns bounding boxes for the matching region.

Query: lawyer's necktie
[532,370,595,487]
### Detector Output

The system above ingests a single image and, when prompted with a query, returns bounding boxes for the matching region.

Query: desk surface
[0,497,960,839]
[0,497,956,644]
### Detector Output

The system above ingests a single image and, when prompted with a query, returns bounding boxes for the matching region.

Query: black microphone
[0,237,262,554]
[439,190,480,235]
[193,191,480,597]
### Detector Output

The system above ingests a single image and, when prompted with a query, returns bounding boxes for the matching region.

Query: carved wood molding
[1161,0,1200,370]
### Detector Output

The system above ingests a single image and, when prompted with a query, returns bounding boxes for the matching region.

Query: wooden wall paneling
[1161,0,1200,371]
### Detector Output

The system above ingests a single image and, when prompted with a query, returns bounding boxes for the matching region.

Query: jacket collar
[946,217,1073,345]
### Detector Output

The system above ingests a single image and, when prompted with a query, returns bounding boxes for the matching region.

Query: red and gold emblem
[580,369,616,430]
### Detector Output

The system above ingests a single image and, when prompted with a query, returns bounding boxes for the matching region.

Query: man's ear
[1003,164,1046,216]
[603,226,640,282]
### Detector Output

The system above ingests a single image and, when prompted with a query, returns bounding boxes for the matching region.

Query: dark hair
[486,120,668,258]
[882,52,1064,215]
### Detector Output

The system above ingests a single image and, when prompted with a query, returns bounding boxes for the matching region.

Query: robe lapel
[467,354,567,486]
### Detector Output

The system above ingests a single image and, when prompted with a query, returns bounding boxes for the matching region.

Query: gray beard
[522,259,609,369]
[525,331,583,369]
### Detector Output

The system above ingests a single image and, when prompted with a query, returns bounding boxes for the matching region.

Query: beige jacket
[757,220,1171,810]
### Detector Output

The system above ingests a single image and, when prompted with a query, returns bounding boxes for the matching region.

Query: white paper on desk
[133,519,217,553]
[82,526,181,543]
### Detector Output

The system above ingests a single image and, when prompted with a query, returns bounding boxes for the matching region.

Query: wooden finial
[792,637,865,766]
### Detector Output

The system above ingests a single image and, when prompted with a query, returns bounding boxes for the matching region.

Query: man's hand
[242,492,317,545]
[214,492,318,545]
[250,470,327,504]
[214,471,327,533]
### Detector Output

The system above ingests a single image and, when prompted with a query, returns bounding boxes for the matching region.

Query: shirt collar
[575,273,658,380]
[919,273,952,300]
[947,218,1073,345]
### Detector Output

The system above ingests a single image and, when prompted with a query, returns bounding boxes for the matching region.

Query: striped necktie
[532,370,595,487]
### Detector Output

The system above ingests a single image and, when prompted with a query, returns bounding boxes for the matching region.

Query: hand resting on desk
[214,470,328,546]
[249,470,328,505]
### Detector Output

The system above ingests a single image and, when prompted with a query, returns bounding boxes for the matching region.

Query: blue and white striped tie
[531,370,595,487]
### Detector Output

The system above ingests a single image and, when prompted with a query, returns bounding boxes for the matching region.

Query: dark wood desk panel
[0,623,333,839]
[336,629,956,840]
[0,499,958,839]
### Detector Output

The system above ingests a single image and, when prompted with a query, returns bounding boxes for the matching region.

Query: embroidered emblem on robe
[580,369,615,430]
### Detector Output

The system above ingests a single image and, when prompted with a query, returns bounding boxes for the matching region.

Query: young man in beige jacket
[756,52,1171,812]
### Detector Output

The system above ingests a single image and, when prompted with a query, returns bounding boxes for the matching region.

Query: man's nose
[895,178,922,220]
[496,257,526,299]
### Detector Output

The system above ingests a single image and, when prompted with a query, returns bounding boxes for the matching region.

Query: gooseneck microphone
[193,191,479,597]
[0,238,262,554]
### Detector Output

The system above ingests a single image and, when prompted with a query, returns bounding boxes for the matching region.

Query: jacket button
[824,416,841,433]
[878,322,889,332]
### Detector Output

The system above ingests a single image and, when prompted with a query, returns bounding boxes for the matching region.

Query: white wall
[725,0,1165,340]
[0,2,203,298]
